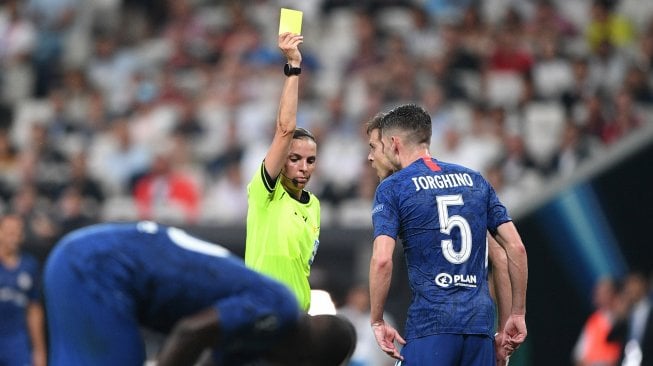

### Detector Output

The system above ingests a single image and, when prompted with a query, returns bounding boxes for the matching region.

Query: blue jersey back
[54,221,295,334]
[372,158,511,339]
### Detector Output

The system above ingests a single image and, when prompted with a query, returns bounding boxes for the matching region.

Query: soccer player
[245,32,320,311]
[0,214,47,366]
[366,112,514,365]
[43,221,355,366]
[368,104,528,365]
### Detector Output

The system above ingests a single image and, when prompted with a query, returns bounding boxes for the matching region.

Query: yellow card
[279,8,303,35]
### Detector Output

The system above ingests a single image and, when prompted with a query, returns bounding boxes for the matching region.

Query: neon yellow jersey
[245,162,320,311]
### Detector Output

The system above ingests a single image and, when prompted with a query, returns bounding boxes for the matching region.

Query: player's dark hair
[266,314,356,365]
[293,127,316,143]
[307,315,357,366]
[381,104,432,146]
[365,112,385,135]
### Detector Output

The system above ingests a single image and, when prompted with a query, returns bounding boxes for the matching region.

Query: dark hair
[365,112,385,135]
[307,315,357,366]
[381,104,432,146]
[293,127,316,143]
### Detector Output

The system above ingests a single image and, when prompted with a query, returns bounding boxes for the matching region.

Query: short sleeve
[485,180,512,233]
[372,180,400,240]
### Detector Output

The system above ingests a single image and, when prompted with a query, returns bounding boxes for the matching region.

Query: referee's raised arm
[264,32,303,180]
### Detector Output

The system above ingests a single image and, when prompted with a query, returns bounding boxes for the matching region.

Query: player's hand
[501,314,527,357]
[32,349,47,366]
[278,32,302,65]
[494,332,509,366]
[371,320,406,361]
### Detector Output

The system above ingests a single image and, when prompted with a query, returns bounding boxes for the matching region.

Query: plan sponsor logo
[435,272,478,288]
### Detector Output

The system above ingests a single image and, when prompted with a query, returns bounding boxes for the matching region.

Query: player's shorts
[397,333,495,366]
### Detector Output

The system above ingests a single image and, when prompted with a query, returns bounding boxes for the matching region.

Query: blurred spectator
[552,121,601,177]
[499,133,543,190]
[580,93,611,143]
[63,151,104,207]
[26,0,79,96]
[161,0,211,69]
[458,4,493,57]
[8,185,58,262]
[634,23,653,70]
[202,159,247,225]
[486,25,534,75]
[602,89,644,144]
[609,271,653,366]
[86,32,141,114]
[532,35,574,100]
[455,103,504,172]
[406,4,442,61]
[484,161,522,212]
[0,128,20,192]
[88,117,152,195]
[127,73,177,150]
[172,96,204,141]
[0,0,36,105]
[57,68,105,136]
[525,0,577,40]
[563,56,599,116]
[55,186,97,237]
[0,213,46,366]
[422,83,455,153]
[585,0,635,53]
[317,96,367,206]
[132,146,201,224]
[572,276,622,366]
[587,39,630,97]
[435,22,483,100]
[19,123,69,198]
[622,66,653,105]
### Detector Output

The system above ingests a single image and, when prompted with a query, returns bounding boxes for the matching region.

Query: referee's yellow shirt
[245,163,320,311]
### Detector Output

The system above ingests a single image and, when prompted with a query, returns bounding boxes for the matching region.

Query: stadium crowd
[0,0,652,256]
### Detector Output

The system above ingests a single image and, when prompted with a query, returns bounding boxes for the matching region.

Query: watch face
[284,64,301,76]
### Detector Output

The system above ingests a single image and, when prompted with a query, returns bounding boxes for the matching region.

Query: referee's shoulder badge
[372,203,384,215]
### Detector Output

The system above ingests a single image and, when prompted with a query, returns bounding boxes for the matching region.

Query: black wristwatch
[284,63,301,76]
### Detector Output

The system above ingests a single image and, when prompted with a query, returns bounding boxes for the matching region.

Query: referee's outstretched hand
[279,32,303,65]
[371,320,406,361]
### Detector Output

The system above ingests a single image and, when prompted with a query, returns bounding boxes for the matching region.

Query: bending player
[43,221,355,366]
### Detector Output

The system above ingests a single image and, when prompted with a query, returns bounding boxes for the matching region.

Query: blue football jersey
[0,252,41,365]
[44,221,300,366]
[372,158,511,339]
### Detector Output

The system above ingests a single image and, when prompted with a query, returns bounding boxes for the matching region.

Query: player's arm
[488,233,511,330]
[369,234,405,360]
[492,222,527,316]
[26,301,46,366]
[263,32,303,180]
[488,233,512,364]
[158,308,220,366]
[492,221,528,351]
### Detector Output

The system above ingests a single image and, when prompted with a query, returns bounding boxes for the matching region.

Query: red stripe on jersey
[422,156,441,171]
